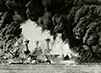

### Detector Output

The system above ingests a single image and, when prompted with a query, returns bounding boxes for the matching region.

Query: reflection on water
[0,64,100,73]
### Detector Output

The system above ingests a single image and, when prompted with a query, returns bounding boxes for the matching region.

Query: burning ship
[1,34,79,65]
[24,34,79,64]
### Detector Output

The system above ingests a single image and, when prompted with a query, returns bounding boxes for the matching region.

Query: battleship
[0,35,79,65]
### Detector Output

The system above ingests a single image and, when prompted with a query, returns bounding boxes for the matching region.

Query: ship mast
[45,38,51,53]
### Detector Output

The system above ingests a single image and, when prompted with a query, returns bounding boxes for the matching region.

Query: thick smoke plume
[0,0,101,63]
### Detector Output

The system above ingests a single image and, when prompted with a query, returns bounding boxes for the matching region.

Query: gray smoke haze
[0,0,101,63]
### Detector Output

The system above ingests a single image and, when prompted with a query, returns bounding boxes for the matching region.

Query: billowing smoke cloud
[0,0,101,63]
[0,0,8,12]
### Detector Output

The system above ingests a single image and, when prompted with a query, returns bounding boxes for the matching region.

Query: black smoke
[0,0,101,63]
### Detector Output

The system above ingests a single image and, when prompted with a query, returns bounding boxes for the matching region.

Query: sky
[20,19,75,57]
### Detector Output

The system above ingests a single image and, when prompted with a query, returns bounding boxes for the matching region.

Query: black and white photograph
[0,0,101,73]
